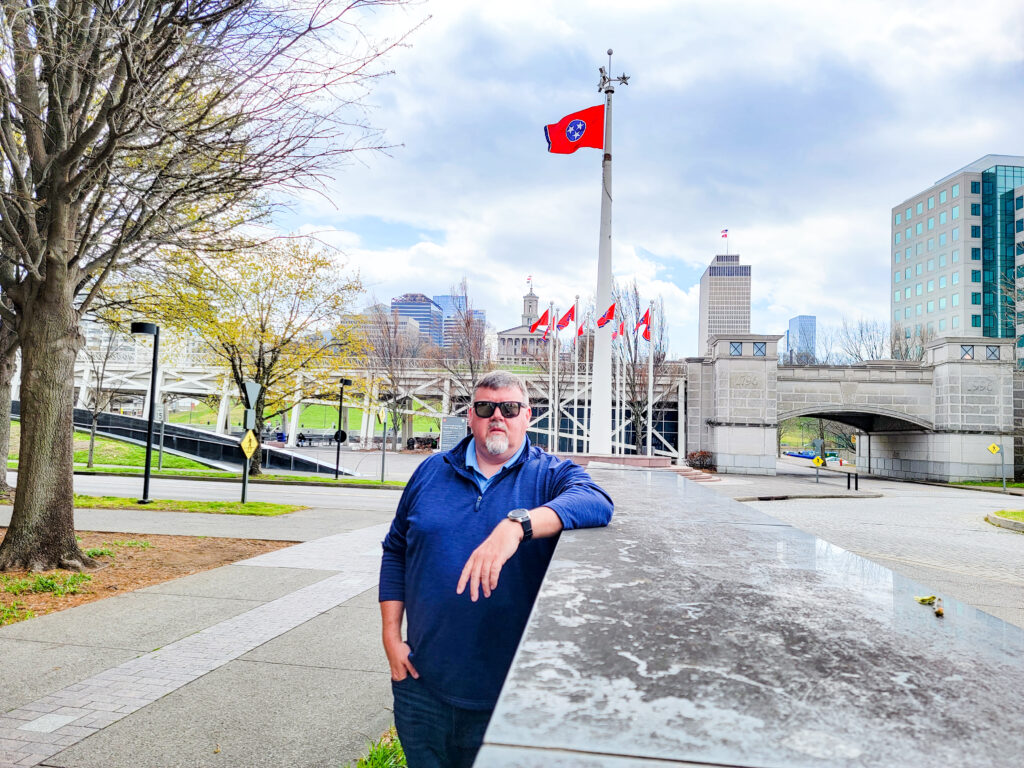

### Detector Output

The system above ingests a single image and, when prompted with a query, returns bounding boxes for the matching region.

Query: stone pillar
[76,365,91,408]
[214,380,231,435]
[141,362,164,421]
[864,338,1015,482]
[706,335,782,475]
[286,377,303,447]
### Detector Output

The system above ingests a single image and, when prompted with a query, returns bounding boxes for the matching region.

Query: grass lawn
[167,401,442,434]
[9,421,208,470]
[993,509,1024,522]
[959,480,1022,488]
[73,494,304,516]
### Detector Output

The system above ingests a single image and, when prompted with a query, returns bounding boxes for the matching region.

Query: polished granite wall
[476,469,1024,767]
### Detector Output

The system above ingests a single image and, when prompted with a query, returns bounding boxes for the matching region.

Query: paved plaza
[0,463,1021,765]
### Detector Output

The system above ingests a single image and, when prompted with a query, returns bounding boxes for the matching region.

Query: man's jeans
[391,676,492,768]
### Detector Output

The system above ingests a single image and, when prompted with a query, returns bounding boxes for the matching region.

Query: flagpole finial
[599,50,629,92]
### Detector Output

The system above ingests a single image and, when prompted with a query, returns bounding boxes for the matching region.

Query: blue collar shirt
[464,437,526,493]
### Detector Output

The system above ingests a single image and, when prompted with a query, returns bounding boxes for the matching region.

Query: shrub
[686,451,715,471]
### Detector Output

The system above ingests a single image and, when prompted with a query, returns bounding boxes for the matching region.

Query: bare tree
[890,324,934,361]
[611,280,673,454]
[0,1,413,570]
[78,322,131,468]
[362,302,424,450]
[815,324,841,365]
[433,278,492,404]
[838,318,891,362]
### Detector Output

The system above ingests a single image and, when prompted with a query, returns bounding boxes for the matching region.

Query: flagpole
[584,322,591,453]
[591,51,629,455]
[573,295,579,454]
[646,300,654,456]
[554,305,560,452]
[548,301,554,450]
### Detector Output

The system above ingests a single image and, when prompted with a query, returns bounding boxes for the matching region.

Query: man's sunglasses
[473,401,526,418]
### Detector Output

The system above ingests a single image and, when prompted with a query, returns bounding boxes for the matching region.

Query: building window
[905,287,911,299]
[971,270,981,282]
[961,345,974,359]
[952,183,960,197]
[894,290,901,303]
[1017,219,1023,233]
[916,264,923,275]
[972,247,981,260]
[952,315,960,328]
[927,300,934,313]
[939,276,946,288]
[939,254,947,267]
[971,315,981,328]
[927,259,935,271]
[952,205,960,219]
[916,304,923,316]
[952,249,960,262]
[928,196,935,210]
[905,248,911,259]
[895,271,901,283]
[916,222,923,235]
[905,268,911,279]
[753,342,766,357]
[952,271,959,284]
[939,296,946,309]
[983,248,993,260]
[904,307,911,319]
[730,342,742,356]
[971,292,981,304]
[952,227,959,241]
[906,207,912,220]
[916,243,924,255]
[928,216,934,230]
[927,237,935,251]
[916,283,922,296]
[927,279,935,291]
[971,203,981,215]
[939,318,946,331]
[905,227,912,240]
[1016,195,1023,210]
[940,211,947,225]
[895,251,901,263]
[952,292,959,306]
[971,225,981,238]
[895,232,901,244]
[940,190,947,204]
[895,212,902,224]
[939,233,947,246]
[917,202,924,214]
[987,345,1000,360]
[971,181,981,194]
[983,293,994,306]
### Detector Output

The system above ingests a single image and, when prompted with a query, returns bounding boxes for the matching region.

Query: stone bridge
[683,334,1016,482]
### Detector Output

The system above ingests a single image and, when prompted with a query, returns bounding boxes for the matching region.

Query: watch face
[508,508,529,521]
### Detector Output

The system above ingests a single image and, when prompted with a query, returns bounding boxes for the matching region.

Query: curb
[735,493,885,501]
[986,513,1024,533]
[68,469,405,491]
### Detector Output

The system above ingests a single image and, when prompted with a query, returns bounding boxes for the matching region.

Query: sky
[276,0,1024,358]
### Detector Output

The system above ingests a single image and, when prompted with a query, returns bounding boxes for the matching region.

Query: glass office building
[786,315,816,363]
[891,155,1024,344]
[391,293,444,346]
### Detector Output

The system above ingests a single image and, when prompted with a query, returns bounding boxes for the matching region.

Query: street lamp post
[131,322,159,504]
[335,377,352,480]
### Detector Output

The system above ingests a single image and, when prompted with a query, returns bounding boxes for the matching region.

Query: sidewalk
[0,488,400,768]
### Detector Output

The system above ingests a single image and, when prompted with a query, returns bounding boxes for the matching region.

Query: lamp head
[131,322,158,336]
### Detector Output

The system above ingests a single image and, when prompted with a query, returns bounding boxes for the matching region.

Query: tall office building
[786,315,816,363]
[391,293,443,346]
[433,294,486,348]
[891,154,1024,343]
[697,253,751,354]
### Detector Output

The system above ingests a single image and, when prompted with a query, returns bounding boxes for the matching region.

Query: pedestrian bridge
[40,335,1018,483]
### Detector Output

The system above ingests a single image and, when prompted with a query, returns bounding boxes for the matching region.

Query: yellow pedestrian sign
[240,430,259,459]
[988,443,1001,455]
[812,456,825,467]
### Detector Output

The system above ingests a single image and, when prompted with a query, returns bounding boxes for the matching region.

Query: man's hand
[383,636,419,681]
[457,519,522,601]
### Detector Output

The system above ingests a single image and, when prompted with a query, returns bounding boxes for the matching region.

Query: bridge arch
[777,405,934,433]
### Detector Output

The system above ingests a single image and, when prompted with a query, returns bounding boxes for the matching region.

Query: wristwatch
[507,508,533,541]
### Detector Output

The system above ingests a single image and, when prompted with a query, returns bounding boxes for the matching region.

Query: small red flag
[635,308,652,341]
[544,105,605,154]
[530,309,549,334]
[596,303,615,328]
[556,305,575,330]
[577,323,584,337]
[612,320,625,340]
[542,325,550,341]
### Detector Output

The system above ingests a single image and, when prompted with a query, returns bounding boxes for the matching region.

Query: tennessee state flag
[596,303,615,328]
[556,306,575,330]
[545,105,605,154]
[635,308,652,341]
[577,323,585,337]
[530,309,549,334]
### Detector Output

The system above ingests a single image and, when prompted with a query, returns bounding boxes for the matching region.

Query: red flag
[530,309,549,334]
[577,323,584,337]
[612,320,625,340]
[556,305,575,330]
[544,105,605,154]
[635,308,652,341]
[542,325,550,341]
[596,303,615,328]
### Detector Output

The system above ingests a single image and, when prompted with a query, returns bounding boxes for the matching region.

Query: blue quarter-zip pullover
[379,435,613,709]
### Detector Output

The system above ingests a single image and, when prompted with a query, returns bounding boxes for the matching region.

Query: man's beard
[484,430,509,455]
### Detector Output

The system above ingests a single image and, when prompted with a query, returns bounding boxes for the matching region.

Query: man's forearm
[380,600,405,643]
[526,505,563,538]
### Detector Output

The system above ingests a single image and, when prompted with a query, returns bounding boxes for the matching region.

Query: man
[379,370,613,767]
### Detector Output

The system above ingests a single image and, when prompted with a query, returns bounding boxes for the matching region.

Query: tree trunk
[88,417,98,469]
[0,349,16,498]
[0,298,95,571]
